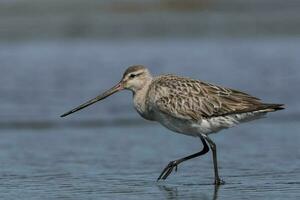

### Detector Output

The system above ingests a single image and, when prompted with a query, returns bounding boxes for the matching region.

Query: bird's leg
[202,134,225,185]
[157,137,209,181]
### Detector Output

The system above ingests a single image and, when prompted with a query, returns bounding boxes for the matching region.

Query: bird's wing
[152,75,272,121]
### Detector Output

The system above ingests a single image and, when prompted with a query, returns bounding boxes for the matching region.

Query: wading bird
[61,65,284,185]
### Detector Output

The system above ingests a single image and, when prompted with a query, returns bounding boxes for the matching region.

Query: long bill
[60,82,123,117]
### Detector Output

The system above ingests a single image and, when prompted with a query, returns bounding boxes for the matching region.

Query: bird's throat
[133,80,153,120]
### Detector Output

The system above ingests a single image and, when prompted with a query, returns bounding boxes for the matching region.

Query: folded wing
[153,75,283,121]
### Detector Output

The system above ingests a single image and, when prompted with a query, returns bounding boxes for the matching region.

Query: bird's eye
[129,74,137,79]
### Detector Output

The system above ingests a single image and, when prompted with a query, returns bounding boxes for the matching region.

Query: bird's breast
[133,90,154,121]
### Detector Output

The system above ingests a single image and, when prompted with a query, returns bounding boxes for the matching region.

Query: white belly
[155,111,266,137]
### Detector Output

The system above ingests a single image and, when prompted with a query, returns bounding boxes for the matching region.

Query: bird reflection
[157,184,221,200]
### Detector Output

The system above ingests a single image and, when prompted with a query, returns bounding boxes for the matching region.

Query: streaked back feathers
[147,75,284,121]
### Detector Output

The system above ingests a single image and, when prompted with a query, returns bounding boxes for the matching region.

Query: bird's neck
[133,79,153,120]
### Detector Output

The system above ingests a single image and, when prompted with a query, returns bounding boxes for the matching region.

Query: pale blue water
[0,38,299,199]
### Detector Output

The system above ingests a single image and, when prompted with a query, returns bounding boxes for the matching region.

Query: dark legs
[157,134,224,185]
[202,134,224,185]
[157,137,209,181]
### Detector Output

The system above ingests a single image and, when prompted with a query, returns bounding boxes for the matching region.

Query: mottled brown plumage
[148,75,283,121]
[61,65,284,185]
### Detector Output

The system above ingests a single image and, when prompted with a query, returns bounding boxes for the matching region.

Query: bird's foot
[214,178,225,185]
[157,160,179,181]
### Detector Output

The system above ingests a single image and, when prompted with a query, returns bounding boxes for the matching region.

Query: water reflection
[157,185,179,199]
[157,184,221,200]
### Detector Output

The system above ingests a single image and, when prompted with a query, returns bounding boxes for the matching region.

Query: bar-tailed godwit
[61,65,284,185]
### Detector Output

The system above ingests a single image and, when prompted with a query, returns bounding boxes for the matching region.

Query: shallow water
[0,123,299,199]
[0,38,299,199]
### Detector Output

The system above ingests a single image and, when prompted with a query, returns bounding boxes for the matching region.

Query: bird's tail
[257,103,285,113]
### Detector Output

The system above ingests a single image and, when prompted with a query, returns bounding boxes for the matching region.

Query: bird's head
[60,65,152,117]
[121,65,152,92]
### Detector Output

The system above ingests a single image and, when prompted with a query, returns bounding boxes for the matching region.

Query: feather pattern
[146,75,283,122]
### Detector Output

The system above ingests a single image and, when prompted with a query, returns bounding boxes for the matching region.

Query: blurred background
[0,0,299,199]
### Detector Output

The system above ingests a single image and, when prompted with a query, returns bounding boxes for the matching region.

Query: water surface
[0,38,299,199]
